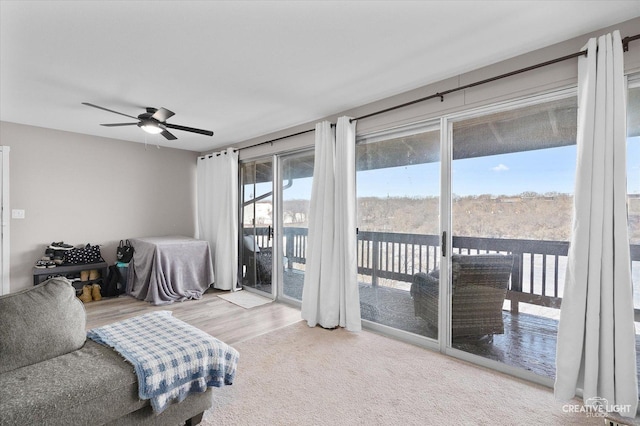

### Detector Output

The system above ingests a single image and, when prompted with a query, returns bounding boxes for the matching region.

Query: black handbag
[117,239,134,263]
[63,244,105,264]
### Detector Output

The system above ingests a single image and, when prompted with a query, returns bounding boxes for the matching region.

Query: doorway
[279,150,314,302]
[240,159,274,297]
[442,91,578,381]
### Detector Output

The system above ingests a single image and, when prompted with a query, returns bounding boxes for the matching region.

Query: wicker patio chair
[242,236,273,286]
[410,253,514,340]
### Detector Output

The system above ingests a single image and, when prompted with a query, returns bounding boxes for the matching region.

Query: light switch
[11,209,25,219]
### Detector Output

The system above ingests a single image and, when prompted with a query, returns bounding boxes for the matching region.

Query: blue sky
[356,144,579,198]
[279,136,640,199]
[451,145,577,197]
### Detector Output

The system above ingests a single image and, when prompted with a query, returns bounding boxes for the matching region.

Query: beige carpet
[217,290,272,309]
[201,321,634,425]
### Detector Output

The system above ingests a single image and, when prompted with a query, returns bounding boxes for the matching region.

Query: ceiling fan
[82,102,214,140]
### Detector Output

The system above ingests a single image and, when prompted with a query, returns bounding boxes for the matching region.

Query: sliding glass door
[240,159,274,296]
[239,151,314,302]
[279,150,314,302]
[352,89,581,382]
[235,82,635,386]
[356,122,441,338]
[447,92,578,379]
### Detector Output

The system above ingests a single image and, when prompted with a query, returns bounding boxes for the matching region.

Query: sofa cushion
[0,339,144,425]
[0,277,86,374]
[0,339,214,426]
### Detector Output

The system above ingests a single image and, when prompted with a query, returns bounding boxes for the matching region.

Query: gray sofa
[0,278,213,425]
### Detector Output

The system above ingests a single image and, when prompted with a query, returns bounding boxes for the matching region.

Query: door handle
[442,231,447,257]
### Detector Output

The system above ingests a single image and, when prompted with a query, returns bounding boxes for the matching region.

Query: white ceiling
[2,1,639,153]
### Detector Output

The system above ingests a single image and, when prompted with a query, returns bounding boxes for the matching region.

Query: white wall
[0,122,199,292]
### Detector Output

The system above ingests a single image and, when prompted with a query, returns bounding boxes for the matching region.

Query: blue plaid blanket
[87,310,239,413]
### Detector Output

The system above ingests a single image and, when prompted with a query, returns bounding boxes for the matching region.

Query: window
[356,122,440,337]
[280,150,314,301]
[449,93,578,379]
[240,159,274,295]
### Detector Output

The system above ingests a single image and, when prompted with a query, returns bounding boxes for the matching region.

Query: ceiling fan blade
[100,123,139,127]
[161,129,177,140]
[151,107,175,123]
[164,123,214,136]
[82,102,139,120]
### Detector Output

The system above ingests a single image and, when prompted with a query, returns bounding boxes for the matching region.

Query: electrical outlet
[11,209,25,219]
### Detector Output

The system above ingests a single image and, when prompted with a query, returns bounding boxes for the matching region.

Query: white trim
[271,153,281,301]
[356,120,441,145]
[443,86,578,123]
[362,319,440,351]
[444,345,555,388]
[0,146,9,295]
[439,117,452,350]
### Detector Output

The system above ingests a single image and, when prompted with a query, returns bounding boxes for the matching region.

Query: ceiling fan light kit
[82,102,214,141]
[139,120,164,135]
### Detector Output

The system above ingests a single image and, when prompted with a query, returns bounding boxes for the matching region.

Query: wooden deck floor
[358,283,640,381]
[356,283,560,377]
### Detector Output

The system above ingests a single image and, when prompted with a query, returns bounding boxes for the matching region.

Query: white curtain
[555,31,637,416]
[196,148,239,291]
[301,117,361,331]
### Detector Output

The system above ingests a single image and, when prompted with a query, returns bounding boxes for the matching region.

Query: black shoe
[49,242,73,250]
[35,260,56,269]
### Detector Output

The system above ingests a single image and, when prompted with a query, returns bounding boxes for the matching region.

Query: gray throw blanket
[127,236,214,305]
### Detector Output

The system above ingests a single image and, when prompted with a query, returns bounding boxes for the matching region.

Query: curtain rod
[199,148,239,160]
[239,128,316,152]
[354,33,639,122]
[624,34,640,51]
[236,123,335,152]
[235,32,639,151]
[352,50,587,122]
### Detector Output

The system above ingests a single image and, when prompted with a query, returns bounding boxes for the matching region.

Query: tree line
[284,193,640,243]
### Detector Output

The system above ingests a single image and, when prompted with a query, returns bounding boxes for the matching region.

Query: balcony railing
[247,226,640,316]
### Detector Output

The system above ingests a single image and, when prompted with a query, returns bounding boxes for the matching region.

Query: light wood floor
[83,289,302,345]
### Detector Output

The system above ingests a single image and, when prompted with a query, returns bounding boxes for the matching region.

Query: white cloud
[491,164,509,172]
